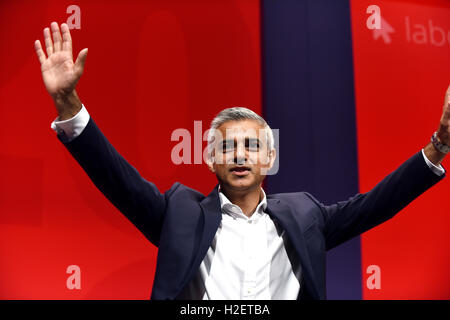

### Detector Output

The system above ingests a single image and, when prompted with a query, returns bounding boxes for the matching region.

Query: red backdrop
[0,0,448,299]
[350,0,450,299]
[0,0,262,299]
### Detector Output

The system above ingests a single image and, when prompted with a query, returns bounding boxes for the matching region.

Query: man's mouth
[230,166,251,176]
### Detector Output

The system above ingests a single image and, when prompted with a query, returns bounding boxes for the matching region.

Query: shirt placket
[242,217,258,299]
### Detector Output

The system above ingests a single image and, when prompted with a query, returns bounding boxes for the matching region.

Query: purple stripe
[261,0,362,299]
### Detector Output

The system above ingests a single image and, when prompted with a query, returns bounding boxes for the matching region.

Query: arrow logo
[373,16,395,44]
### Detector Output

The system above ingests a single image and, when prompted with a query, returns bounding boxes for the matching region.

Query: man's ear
[259,149,276,176]
[268,149,276,169]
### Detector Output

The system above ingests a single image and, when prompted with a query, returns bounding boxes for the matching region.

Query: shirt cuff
[421,148,445,176]
[50,104,90,143]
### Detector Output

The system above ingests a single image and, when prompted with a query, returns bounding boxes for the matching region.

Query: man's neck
[219,185,263,218]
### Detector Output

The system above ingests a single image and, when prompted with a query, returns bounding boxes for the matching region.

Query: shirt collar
[218,185,267,220]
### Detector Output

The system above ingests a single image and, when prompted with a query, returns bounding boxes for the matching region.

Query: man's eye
[247,140,260,150]
[221,142,234,152]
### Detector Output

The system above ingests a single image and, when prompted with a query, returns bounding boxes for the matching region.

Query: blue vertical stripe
[261,0,362,299]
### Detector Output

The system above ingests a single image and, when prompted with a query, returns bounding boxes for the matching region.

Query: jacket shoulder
[165,182,206,202]
[268,191,326,226]
[268,191,323,208]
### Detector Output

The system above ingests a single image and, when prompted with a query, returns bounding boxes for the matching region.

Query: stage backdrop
[0,0,448,299]
[350,0,450,299]
[0,0,262,299]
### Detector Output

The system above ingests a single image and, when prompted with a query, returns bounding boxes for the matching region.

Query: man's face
[208,119,276,192]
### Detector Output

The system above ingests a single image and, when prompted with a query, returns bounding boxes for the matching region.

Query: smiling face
[207,119,276,193]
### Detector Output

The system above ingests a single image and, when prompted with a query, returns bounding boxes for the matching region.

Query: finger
[441,100,450,126]
[447,89,450,106]
[60,23,73,56]
[43,27,53,56]
[443,96,450,122]
[74,48,88,76]
[34,40,46,65]
[51,22,62,52]
[445,84,450,105]
[442,84,450,115]
[447,92,450,108]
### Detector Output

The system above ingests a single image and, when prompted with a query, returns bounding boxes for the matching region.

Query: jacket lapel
[175,188,321,300]
[176,185,222,296]
[196,186,223,266]
[266,198,321,300]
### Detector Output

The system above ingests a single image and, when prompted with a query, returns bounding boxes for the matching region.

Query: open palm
[35,22,87,99]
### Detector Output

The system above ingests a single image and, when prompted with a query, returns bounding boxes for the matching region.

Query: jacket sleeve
[58,117,167,247]
[315,151,445,250]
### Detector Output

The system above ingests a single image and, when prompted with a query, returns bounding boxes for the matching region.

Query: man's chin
[225,177,257,191]
[215,172,260,191]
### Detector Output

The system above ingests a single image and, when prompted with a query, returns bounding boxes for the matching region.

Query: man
[34,22,448,300]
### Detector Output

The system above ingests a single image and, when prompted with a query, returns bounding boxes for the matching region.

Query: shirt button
[248,220,252,224]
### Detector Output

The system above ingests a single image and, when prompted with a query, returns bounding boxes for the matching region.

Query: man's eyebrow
[218,138,262,145]
[219,139,235,145]
[246,137,262,143]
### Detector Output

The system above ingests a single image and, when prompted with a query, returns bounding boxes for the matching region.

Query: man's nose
[234,144,246,165]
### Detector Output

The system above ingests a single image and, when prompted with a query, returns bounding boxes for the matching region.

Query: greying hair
[207,107,275,159]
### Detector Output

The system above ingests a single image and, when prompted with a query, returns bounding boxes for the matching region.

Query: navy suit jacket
[59,117,445,300]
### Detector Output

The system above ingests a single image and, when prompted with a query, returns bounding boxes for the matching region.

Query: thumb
[445,84,450,108]
[74,48,88,76]
[442,98,450,123]
[443,85,450,117]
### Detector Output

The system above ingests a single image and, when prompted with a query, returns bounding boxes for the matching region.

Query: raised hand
[424,84,450,166]
[437,84,450,146]
[34,22,87,119]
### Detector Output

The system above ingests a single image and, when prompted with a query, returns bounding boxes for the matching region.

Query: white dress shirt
[179,187,302,300]
[51,105,446,300]
[50,104,90,143]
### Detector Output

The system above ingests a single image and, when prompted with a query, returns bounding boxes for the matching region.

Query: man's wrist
[424,141,446,167]
[53,90,82,121]
[51,103,90,142]
[431,131,450,154]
